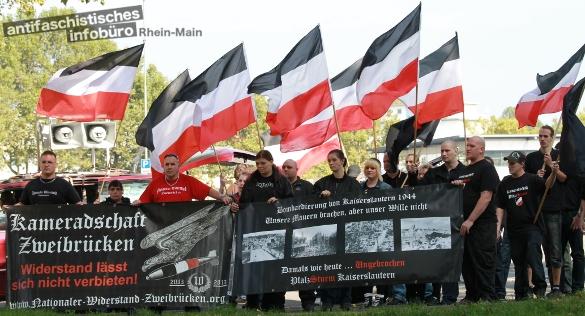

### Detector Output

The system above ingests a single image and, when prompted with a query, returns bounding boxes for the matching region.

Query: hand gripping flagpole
[534,110,564,222]
[533,153,559,224]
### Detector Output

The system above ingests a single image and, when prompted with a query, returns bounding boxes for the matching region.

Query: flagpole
[142,0,148,161]
[372,120,377,154]
[254,121,263,150]
[211,145,224,178]
[462,104,468,162]
[413,83,419,162]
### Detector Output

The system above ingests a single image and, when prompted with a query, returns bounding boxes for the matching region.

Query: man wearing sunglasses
[18,150,81,205]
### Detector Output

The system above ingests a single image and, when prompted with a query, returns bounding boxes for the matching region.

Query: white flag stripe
[268,52,329,112]
[332,82,359,109]
[45,66,138,95]
[357,32,420,98]
[197,70,251,120]
[402,59,462,107]
[519,62,581,103]
[151,101,197,151]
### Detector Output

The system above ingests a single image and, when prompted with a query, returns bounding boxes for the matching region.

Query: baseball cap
[504,151,526,163]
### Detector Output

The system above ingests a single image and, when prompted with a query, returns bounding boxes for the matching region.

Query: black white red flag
[403,35,463,128]
[356,4,420,120]
[515,44,585,127]
[248,26,332,135]
[37,44,144,121]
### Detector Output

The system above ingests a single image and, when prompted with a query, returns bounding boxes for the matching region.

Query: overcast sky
[29,0,585,118]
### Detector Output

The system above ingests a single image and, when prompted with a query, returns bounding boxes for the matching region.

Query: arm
[496,207,504,241]
[571,200,585,232]
[208,188,232,205]
[460,190,493,236]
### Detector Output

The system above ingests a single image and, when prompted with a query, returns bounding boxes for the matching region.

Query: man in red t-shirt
[138,154,231,204]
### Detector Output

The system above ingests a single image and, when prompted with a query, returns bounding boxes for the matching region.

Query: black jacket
[240,166,293,204]
[313,173,360,198]
[421,161,466,185]
[100,197,131,206]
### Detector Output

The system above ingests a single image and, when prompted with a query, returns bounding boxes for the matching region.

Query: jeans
[543,212,563,269]
[393,284,407,302]
[560,210,585,292]
[495,228,511,299]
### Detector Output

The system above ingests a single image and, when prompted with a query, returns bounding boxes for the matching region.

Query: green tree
[0,0,104,15]
[0,7,167,174]
[478,107,542,135]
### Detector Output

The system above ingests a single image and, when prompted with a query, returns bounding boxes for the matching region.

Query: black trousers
[318,287,351,306]
[299,289,316,307]
[462,220,497,301]
[509,229,547,299]
[245,292,285,310]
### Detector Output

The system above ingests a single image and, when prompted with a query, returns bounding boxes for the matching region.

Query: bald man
[452,136,500,302]
[282,159,313,197]
[282,159,315,311]
[421,140,465,305]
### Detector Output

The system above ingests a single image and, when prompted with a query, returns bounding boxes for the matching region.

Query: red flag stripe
[265,79,332,135]
[516,60,582,127]
[37,89,129,121]
[359,59,418,120]
[516,86,573,128]
[151,101,198,155]
[410,86,464,127]
[159,125,201,168]
[270,137,340,176]
[199,97,255,151]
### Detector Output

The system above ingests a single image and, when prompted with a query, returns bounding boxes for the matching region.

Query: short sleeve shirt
[455,159,500,222]
[139,175,211,203]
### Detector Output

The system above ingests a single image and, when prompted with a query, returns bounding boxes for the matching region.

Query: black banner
[234,183,463,295]
[6,202,233,309]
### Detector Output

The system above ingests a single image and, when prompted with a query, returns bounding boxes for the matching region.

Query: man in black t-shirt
[421,140,465,304]
[452,136,499,302]
[495,151,547,300]
[524,125,566,296]
[18,150,81,205]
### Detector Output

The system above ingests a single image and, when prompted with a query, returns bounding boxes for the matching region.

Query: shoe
[546,289,563,299]
[386,298,407,305]
[457,298,477,305]
[425,296,440,305]
[533,288,546,299]
[341,302,352,311]
[302,303,315,312]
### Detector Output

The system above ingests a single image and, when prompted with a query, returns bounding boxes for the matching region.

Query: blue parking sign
[141,159,151,169]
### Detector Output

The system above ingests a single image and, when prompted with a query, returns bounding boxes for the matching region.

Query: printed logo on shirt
[458,172,474,184]
[506,185,528,200]
[31,190,58,197]
[156,186,188,196]
[256,182,274,189]
[515,197,524,206]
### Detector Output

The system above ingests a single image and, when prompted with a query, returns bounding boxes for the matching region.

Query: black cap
[504,151,526,163]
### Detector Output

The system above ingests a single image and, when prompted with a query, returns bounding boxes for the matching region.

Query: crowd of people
[9,124,585,312]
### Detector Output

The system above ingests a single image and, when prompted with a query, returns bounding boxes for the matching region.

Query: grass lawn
[1,292,584,315]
